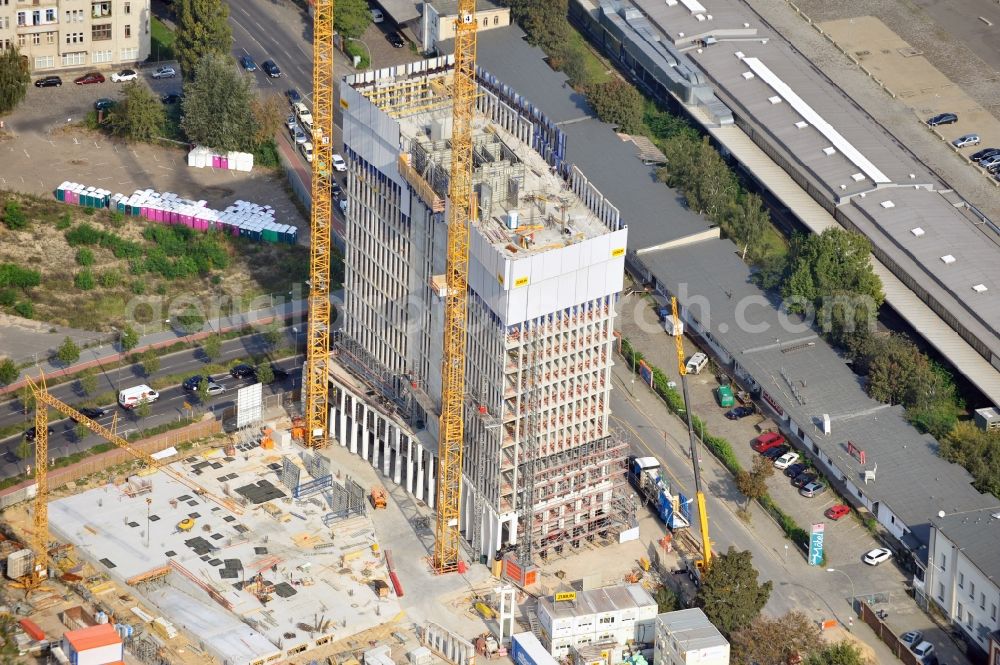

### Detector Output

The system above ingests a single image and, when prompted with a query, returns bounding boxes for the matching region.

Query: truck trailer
[627,456,691,530]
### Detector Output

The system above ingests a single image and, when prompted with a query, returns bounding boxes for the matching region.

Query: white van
[118,384,159,409]
[299,141,314,163]
[685,352,709,375]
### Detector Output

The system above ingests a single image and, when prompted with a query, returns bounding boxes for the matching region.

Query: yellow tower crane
[304,0,335,448]
[670,296,713,570]
[433,0,479,573]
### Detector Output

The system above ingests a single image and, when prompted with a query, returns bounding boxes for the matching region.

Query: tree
[0,46,30,115]
[74,422,90,443]
[108,81,166,142]
[181,52,255,151]
[249,94,285,147]
[505,0,571,52]
[196,377,210,405]
[0,357,17,385]
[585,79,644,134]
[695,547,772,637]
[261,327,283,351]
[119,324,139,353]
[202,334,221,361]
[256,362,275,385]
[2,200,28,231]
[940,422,1000,498]
[56,337,81,367]
[735,455,773,510]
[18,385,35,413]
[653,585,678,614]
[0,609,22,661]
[726,193,770,261]
[139,349,160,376]
[804,641,868,665]
[730,611,823,665]
[175,0,232,80]
[335,0,372,39]
[135,398,152,424]
[79,369,98,396]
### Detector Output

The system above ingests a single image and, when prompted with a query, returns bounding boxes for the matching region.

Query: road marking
[22,149,29,159]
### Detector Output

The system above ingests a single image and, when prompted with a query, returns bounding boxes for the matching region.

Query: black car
[331,180,343,198]
[286,88,302,105]
[783,462,807,478]
[792,471,817,488]
[262,60,281,78]
[927,113,958,126]
[94,98,115,111]
[269,364,290,380]
[24,426,55,441]
[762,444,790,460]
[724,406,754,420]
[161,92,182,104]
[74,406,108,421]
[183,375,205,391]
[386,31,405,48]
[230,364,257,380]
[970,147,1000,162]
[34,75,63,88]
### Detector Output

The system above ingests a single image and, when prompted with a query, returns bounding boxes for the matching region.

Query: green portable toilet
[716,384,735,407]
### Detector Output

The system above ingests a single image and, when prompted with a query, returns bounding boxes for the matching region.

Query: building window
[938,582,945,601]
[92,1,111,18]
[61,51,85,66]
[124,24,131,38]
[494,15,499,25]
[941,553,947,569]
[92,24,111,41]
[16,34,25,47]
[92,49,112,63]
[960,573,965,589]
[46,31,55,44]
[992,603,997,621]
[31,33,40,46]
[66,32,84,44]
[971,582,976,600]
[124,1,131,14]
[16,11,26,26]
[31,10,39,24]
[958,603,963,622]
[34,55,54,69]
[44,8,55,22]
[981,593,986,610]
[0,16,8,29]
[968,613,973,629]
[120,46,138,60]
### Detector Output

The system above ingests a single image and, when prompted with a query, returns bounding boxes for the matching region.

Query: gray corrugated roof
[638,237,999,544]
[656,609,729,653]
[427,0,503,15]
[377,0,421,24]
[932,508,1000,584]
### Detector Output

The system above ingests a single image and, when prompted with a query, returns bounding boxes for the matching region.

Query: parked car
[286,88,302,105]
[332,154,347,172]
[300,141,314,163]
[912,642,935,660]
[725,406,754,420]
[291,126,307,144]
[952,133,981,148]
[900,631,923,648]
[93,98,115,111]
[160,92,182,104]
[980,154,1000,172]
[74,72,106,85]
[791,471,817,488]
[751,431,785,453]
[783,462,806,479]
[34,75,62,88]
[386,31,405,48]
[773,451,800,470]
[863,547,892,566]
[205,381,225,396]
[230,364,257,380]
[268,364,290,380]
[927,113,958,126]
[285,114,298,130]
[24,426,55,441]
[762,445,790,461]
[75,406,108,421]
[339,198,348,214]
[183,375,205,391]
[970,147,1000,162]
[151,66,177,79]
[111,68,138,82]
[331,180,343,198]
[370,8,384,22]
[292,102,313,125]
[685,352,709,374]
[824,504,850,520]
[261,60,281,77]
[799,481,827,498]
[239,55,257,72]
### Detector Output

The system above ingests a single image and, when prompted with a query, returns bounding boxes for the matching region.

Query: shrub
[0,264,41,289]
[99,271,122,288]
[132,279,146,295]
[76,248,95,266]
[74,270,95,290]
[13,301,33,318]
[2,201,28,230]
[0,289,15,307]
[55,212,73,230]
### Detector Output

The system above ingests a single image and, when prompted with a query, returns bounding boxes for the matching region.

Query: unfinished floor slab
[49,442,400,665]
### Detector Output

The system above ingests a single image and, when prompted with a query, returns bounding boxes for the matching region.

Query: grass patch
[149,17,176,63]
[345,42,371,70]
[253,140,280,169]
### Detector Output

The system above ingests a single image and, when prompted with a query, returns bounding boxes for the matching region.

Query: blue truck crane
[627,455,691,530]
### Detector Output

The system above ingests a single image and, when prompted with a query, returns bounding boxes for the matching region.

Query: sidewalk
[0,298,307,396]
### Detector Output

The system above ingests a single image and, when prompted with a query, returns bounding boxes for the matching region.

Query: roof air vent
[795,120,808,129]
[880,200,895,209]
[851,173,865,182]
[911,227,924,237]
[823,146,836,156]
[972,284,988,293]
[941,255,955,264]
[742,72,754,80]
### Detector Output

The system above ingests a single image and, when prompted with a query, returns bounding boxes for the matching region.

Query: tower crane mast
[434,0,478,573]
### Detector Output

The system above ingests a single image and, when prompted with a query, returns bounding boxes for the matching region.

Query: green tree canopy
[175,0,232,80]
[79,369,98,396]
[335,0,372,39]
[653,585,678,614]
[585,79,644,135]
[804,641,868,665]
[941,421,1000,498]
[736,455,773,510]
[730,611,823,665]
[120,324,139,353]
[250,94,285,148]
[0,46,30,115]
[0,357,18,384]
[108,81,165,142]
[56,337,81,367]
[255,363,274,385]
[139,349,160,376]
[504,0,571,52]
[202,334,221,361]
[695,547,772,637]
[182,53,255,151]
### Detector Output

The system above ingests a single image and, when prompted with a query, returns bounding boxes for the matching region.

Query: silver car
[952,133,980,148]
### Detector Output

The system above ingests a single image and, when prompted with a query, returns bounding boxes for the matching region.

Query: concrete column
[415,445,425,501]
[384,426,393,477]
[405,439,414,493]
[508,514,518,546]
[370,420,380,469]
[426,454,435,509]
[347,395,358,455]
[360,405,370,461]
[338,389,348,448]
[392,428,401,483]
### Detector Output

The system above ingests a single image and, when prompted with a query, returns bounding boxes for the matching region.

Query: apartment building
[0,0,150,73]
[330,55,631,561]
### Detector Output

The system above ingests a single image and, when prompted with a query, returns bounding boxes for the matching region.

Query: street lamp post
[827,567,857,610]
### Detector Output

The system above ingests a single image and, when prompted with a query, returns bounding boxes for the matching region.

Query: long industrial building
[569,0,1000,408]
[330,56,631,561]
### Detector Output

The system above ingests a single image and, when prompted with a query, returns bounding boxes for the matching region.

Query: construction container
[408,646,433,665]
[61,623,123,665]
[18,618,45,641]
[6,548,33,579]
[716,385,734,407]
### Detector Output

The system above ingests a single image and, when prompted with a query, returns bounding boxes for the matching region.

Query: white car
[291,126,307,145]
[371,8,384,23]
[292,102,313,125]
[339,198,348,214]
[912,642,934,660]
[205,381,225,396]
[299,141,314,163]
[111,68,138,82]
[952,133,980,148]
[285,114,297,130]
[773,451,800,470]
[332,154,347,172]
[900,631,923,648]
[863,547,892,566]
[151,66,176,79]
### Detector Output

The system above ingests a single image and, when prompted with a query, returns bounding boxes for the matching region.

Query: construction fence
[0,419,222,510]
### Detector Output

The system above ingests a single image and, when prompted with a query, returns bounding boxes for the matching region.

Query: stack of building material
[60,623,123,665]
[53,183,297,245]
[6,548,33,579]
[187,145,254,172]
[152,617,178,640]
[364,644,395,665]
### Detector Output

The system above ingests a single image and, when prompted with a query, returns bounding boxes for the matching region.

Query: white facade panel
[76,643,124,665]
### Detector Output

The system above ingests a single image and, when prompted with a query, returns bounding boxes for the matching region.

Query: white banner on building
[236,383,263,428]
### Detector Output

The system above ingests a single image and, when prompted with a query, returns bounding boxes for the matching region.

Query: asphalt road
[0,328,304,479]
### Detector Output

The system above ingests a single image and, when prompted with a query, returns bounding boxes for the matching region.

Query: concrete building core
[331,55,631,561]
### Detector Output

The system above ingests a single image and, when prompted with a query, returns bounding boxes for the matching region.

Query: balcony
[91,2,111,19]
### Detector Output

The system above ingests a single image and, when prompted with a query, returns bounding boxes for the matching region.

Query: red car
[751,431,785,453]
[74,72,105,85]
[825,504,850,521]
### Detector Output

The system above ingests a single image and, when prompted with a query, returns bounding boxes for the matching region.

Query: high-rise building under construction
[330,56,631,560]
